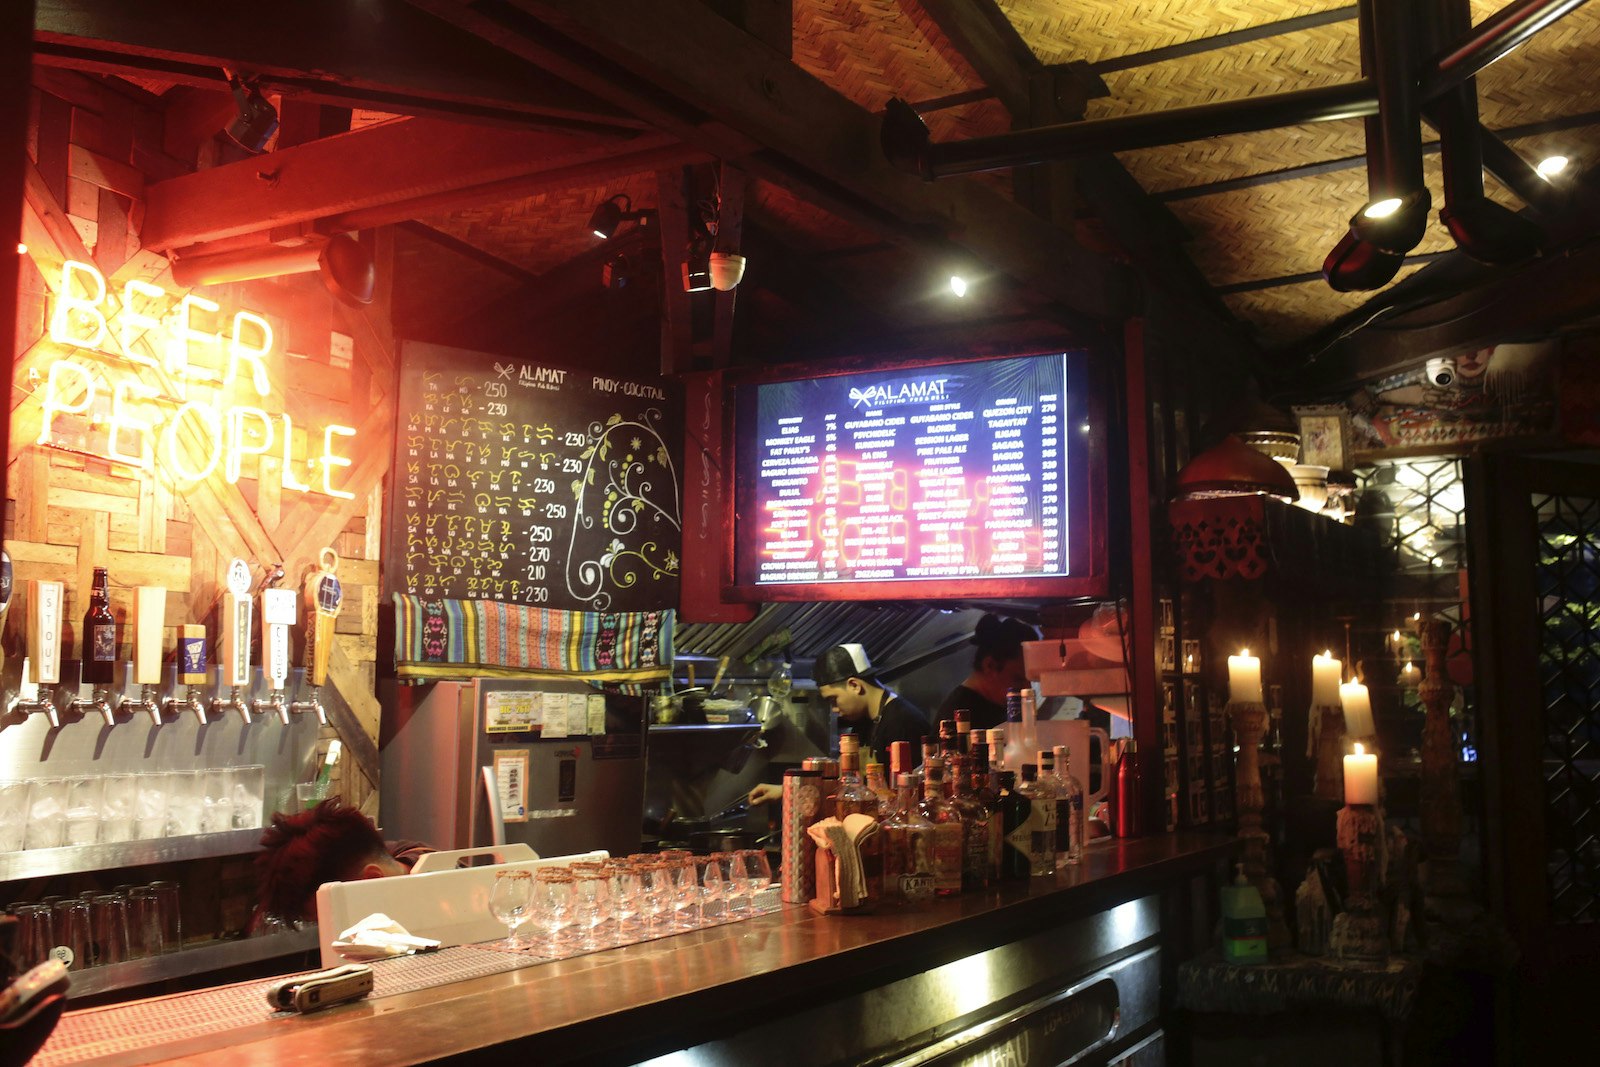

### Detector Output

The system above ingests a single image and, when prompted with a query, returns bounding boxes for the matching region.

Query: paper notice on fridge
[540,692,568,738]
[484,691,538,734]
[495,750,529,822]
[586,694,607,736]
[566,693,588,736]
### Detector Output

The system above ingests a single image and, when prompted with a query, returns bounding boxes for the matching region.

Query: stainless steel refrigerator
[379,679,646,859]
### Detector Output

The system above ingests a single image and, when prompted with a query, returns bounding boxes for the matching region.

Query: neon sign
[37,260,356,498]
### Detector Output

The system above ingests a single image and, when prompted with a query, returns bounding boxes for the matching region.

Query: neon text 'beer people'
[39,260,356,498]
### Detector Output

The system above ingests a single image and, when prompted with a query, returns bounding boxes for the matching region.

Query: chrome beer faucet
[287,685,328,726]
[163,687,209,724]
[119,683,163,725]
[66,686,116,728]
[212,687,253,725]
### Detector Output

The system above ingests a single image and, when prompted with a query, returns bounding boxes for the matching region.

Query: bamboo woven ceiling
[407,0,1600,350]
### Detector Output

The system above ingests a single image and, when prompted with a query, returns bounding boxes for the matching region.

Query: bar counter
[42,832,1235,1066]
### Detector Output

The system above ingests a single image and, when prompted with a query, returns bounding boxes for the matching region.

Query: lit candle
[1399,660,1420,686]
[1388,628,1404,653]
[1344,742,1379,805]
[1340,679,1374,738]
[1228,649,1263,704]
[1311,650,1342,707]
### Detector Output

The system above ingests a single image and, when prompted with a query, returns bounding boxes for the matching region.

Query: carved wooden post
[1230,697,1292,953]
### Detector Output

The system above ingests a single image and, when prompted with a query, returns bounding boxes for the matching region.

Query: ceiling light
[949,275,968,297]
[1363,197,1404,219]
[222,70,278,154]
[1536,154,1569,178]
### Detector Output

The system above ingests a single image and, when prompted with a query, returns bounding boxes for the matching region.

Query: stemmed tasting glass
[736,850,773,912]
[608,863,645,944]
[697,857,728,924]
[636,863,672,936]
[571,870,612,950]
[488,870,534,948]
[665,858,701,930]
[533,870,575,955]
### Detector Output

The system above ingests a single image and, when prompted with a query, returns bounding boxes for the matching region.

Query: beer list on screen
[744,354,1072,586]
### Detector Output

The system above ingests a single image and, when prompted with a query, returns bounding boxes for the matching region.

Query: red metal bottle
[1114,739,1141,838]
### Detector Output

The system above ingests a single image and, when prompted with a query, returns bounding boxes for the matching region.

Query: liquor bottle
[986,728,1006,771]
[888,740,913,810]
[1054,745,1085,865]
[1012,764,1057,877]
[949,754,991,891]
[954,709,972,754]
[81,567,116,685]
[1115,739,1142,838]
[1038,749,1068,869]
[880,774,936,907]
[938,718,958,759]
[835,736,882,906]
[920,737,939,771]
[998,770,1030,880]
[864,758,892,812]
[917,759,965,897]
[970,742,1003,884]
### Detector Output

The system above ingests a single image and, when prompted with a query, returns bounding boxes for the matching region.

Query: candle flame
[1354,742,1365,755]
[1322,649,1332,658]
[1239,648,1249,657]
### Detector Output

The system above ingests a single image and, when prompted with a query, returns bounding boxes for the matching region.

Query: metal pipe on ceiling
[1425,0,1590,97]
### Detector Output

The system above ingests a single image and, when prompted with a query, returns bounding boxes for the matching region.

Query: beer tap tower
[211,558,254,724]
[14,579,64,726]
[289,548,340,725]
[164,623,209,723]
[119,586,166,724]
[255,564,297,723]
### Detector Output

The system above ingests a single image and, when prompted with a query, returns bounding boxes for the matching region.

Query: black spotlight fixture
[588,193,655,240]
[222,70,279,154]
[681,238,712,292]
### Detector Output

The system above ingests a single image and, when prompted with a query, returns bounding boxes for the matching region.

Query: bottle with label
[917,759,965,897]
[835,737,882,906]
[954,709,972,754]
[1038,749,1067,869]
[938,718,958,759]
[1115,739,1142,838]
[1055,745,1086,865]
[880,773,936,907]
[970,742,1003,884]
[998,770,1030,880]
[1011,763,1057,877]
[81,567,116,685]
[986,728,1006,771]
[864,758,892,812]
[887,741,913,812]
[949,755,991,892]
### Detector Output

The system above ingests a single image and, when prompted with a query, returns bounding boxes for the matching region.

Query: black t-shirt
[935,684,1008,732]
[850,693,932,769]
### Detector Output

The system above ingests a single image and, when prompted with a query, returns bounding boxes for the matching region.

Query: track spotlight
[222,70,278,154]
[1350,189,1431,256]
[1322,229,1405,292]
[682,242,712,292]
[949,274,969,297]
[588,193,654,240]
[601,253,633,290]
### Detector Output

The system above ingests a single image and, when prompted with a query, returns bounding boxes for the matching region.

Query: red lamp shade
[1174,435,1299,503]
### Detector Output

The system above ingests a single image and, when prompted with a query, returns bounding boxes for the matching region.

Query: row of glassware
[0,768,266,853]
[7,880,183,972]
[486,850,776,956]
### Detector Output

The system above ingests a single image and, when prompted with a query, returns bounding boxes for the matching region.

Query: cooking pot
[689,828,760,853]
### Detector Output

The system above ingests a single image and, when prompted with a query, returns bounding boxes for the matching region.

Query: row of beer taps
[2,549,342,732]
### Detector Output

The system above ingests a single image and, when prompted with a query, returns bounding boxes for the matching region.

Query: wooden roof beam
[404,0,1135,323]
[33,0,644,133]
[140,116,697,250]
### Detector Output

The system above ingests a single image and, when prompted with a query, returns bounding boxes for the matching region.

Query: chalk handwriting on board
[386,341,681,613]
[566,411,681,611]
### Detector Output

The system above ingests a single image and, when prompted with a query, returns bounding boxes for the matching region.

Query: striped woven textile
[393,594,674,683]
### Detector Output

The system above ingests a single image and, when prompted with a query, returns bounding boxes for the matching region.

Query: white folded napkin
[807,814,881,909]
[332,913,440,961]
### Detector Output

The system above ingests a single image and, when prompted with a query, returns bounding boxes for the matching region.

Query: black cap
[812,644,874,688]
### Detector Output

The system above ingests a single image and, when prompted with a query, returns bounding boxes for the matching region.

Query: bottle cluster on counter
[793,710,1091,912]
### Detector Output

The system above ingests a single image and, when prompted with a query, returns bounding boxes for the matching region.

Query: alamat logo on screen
[847,375,952,409]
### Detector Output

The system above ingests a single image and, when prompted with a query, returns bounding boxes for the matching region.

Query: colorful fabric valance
[393,594,674,683]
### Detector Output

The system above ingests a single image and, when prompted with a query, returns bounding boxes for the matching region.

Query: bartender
[749,642,931,806]
[934,614,1038,730]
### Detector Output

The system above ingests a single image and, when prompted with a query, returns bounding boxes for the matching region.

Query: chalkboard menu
[386,341,682,613]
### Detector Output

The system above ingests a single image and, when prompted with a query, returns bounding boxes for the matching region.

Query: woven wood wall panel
[1118,121,1368,194]
[11,72,386,811]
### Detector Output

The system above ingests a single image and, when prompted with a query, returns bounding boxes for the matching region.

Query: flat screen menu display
[734,352,1093,595]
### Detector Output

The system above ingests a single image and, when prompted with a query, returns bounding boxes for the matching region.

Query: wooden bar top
[54,832,1235,1066]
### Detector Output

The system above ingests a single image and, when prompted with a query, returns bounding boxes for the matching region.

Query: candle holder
[1331,802,1389,961]
[1227,698,1291,955]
